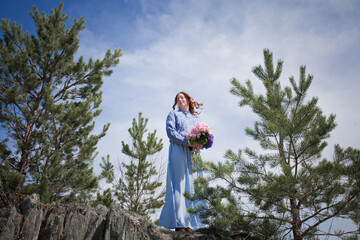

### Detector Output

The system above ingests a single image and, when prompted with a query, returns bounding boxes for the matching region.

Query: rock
[20,193,43,240]
[104,204,170,240]
[0,206,22,240]
[1,194,243,240]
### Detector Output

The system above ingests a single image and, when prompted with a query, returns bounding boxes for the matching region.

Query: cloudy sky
[1,0,360,232]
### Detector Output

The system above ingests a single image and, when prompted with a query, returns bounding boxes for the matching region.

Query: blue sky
[1,0,360,234]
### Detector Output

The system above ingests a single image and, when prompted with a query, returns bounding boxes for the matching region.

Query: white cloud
[76,0,360,230]
[84,0,360,169]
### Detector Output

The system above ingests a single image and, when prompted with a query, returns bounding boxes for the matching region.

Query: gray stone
[104,204,171,240]
[38,206,65,240]
[20,193,43,240]
[0,195,173,240]
[0,194,234,240]
[0,206,22,240]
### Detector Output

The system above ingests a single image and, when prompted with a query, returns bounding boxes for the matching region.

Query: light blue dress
[158,110,206,230]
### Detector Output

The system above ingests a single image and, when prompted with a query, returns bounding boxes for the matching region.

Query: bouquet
[186,122,214,151]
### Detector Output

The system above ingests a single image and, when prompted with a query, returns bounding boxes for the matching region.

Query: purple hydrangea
[204,134,214,149]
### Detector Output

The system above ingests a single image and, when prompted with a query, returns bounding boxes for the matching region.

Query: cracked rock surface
[0,194,225,240]
[0,194,172,240]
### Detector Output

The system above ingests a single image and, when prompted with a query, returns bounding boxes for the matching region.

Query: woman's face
[177,93,189,111]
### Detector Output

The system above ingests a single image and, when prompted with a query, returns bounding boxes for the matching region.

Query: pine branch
[302,193,356,236]
[218,168,291,213]
[2,119,23,141]
[314,230,360,237]
[289,136,299,176]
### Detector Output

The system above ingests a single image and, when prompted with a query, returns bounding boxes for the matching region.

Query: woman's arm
[166,111,188,146]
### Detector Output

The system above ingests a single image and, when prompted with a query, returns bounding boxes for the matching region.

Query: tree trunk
[290,198,302,240]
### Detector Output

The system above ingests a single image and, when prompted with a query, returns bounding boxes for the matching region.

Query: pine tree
[0,2,121,206]
[100,112,165,217]
[189,49,360,239]
[91,188,114,208]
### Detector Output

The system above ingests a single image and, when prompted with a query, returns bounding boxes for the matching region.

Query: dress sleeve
[166,112,188,146]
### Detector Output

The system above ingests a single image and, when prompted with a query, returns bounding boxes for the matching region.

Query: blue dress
[158,110,206,230]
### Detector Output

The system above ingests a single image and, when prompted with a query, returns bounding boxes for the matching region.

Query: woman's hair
[172,92,203,115]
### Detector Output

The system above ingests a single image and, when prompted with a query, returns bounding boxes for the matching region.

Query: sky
[1,0,360,235]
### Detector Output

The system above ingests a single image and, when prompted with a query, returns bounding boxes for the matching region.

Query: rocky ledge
[0,194,228,240]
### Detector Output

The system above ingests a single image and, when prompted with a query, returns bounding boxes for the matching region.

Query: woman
[158,92,206,232]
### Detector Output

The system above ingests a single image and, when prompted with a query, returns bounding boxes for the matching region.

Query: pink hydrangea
[186,122,212,139]
[186,122,213,151]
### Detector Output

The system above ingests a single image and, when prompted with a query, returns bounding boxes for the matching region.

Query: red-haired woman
[158,92,206,232]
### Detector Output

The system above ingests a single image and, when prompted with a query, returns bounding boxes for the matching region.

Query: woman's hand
[188,142,202,149]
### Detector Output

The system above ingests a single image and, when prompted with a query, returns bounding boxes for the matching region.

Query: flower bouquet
[186,122,214,166]
[186,122,214,151]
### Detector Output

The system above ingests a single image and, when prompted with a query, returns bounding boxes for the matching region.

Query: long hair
[172,92,203,115]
